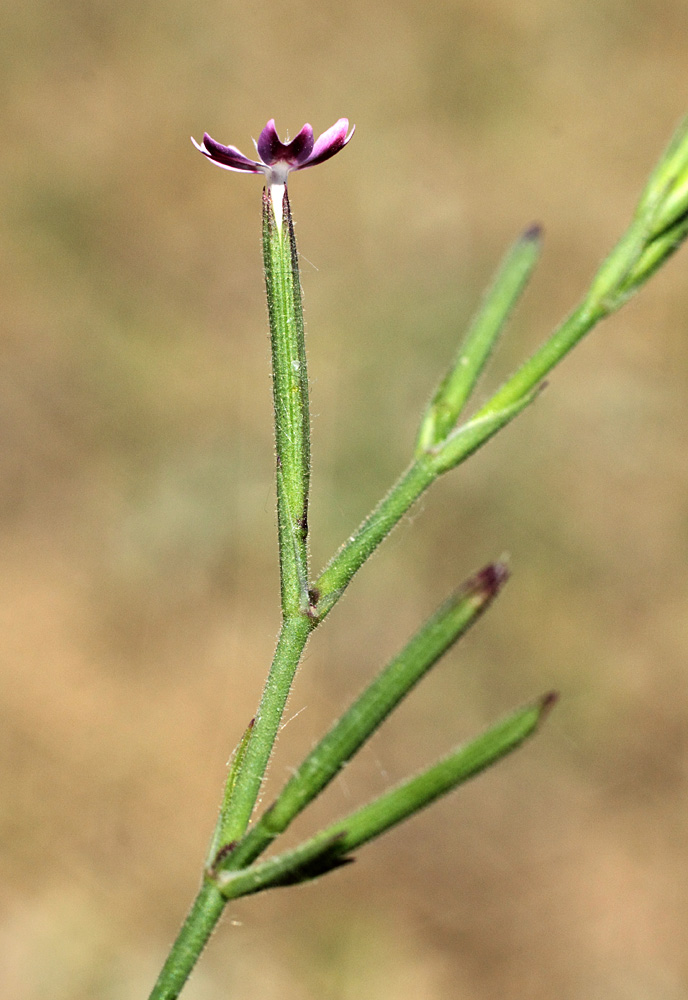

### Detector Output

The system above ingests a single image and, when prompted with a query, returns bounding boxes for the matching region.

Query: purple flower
[192,118,354,228]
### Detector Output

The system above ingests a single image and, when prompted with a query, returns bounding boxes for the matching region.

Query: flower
[192,118,354,229]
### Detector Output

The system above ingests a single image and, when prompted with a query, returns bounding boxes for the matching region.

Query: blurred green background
[3,0,688,997]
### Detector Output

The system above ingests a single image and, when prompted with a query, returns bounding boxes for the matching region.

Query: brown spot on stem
[211,840,238,873]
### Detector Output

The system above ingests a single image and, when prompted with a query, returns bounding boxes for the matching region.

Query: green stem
[314,458,436,618]
[471,302,605,421]
[215,614,313,845]
[148,880,225,1000]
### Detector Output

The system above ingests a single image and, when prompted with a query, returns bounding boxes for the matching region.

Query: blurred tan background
[2,0,688,996]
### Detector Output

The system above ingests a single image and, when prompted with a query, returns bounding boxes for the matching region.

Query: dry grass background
[2,0,688,997]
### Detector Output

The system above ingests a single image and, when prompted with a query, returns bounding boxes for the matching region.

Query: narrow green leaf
[650,174,688,238]
[584,219,648,313]
[215,693,557,900]
[320,691,557,855]
[216,832,354,900]
[431,383,544,475]
[416,224,542,454]
[621,211,688,293]
[467,302,603,420]
[218,563,510,873]
[206,717,255,867]
[636,116,688,222]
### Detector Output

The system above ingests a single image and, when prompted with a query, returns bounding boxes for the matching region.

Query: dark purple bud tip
[471,561,510,601]
[522,222,543,242]
[538,690,559,722]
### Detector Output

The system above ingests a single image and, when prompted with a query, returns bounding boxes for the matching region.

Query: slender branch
[313,385,542,618]
[471,302,605,419]
[218,563,509,874]
[148,880,225,1000]
[215,693,556,901]
[416,223,542,453]
[313,457,436,619]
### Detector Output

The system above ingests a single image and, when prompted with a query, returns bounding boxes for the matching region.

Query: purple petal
[301,119,354,169]
[256,120,283,165]
[193,133,263,173]
[283,123,315,165]
[257,121,315,166]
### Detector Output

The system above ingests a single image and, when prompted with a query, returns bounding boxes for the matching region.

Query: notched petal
[195,132,263,172]
[282,123,315,165]
[303,119,354,168]
[258,120,315,166]
[256,119,283,165]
